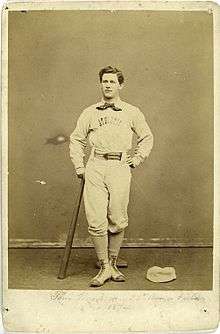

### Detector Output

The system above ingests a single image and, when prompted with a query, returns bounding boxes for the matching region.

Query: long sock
[108,230,125,258]
[91,235,108,262]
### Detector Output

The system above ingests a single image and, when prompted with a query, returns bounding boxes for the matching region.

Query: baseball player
[69,66,153,287]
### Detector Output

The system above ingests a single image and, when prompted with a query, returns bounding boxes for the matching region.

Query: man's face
[100,73,122,99]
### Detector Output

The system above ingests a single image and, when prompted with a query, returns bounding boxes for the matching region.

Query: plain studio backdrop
[8,10,213,248]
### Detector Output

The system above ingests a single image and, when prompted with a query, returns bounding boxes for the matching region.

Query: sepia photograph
[1,1,219,332]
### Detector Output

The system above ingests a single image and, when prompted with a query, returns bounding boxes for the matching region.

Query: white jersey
[69,99,154,174]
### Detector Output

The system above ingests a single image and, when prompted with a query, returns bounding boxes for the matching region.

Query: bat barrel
[57,179,85,279]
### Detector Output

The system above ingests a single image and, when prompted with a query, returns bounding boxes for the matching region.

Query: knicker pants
[84,154,132,236]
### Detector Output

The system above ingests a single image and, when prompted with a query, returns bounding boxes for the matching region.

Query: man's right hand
[77,173,85,180]
[75,167,85,180]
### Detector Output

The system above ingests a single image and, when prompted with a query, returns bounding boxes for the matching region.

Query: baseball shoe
[90,259,111,287]
[109,255,125,282]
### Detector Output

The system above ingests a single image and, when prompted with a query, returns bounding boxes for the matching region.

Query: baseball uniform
[69,98,153,237]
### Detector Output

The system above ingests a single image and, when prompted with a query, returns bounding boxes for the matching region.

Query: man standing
[69,66,153,287]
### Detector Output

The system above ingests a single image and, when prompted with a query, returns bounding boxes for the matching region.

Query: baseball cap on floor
[146,266,176,283]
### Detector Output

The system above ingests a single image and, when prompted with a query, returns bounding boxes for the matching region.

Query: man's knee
[108,221,128,234]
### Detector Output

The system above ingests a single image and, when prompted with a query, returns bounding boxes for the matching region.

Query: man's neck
[102,96,121,104]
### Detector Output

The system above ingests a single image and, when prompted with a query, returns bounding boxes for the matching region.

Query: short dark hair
[99,66,124,85]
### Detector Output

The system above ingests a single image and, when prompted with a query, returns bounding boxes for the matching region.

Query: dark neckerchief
[96,102,122,111]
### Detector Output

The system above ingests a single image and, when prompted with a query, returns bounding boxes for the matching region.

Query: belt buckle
[103,153,109,160]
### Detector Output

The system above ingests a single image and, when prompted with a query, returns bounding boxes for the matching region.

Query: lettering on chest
[97,115,122,127]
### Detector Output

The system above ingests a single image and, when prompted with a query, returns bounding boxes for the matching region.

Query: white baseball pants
[84,152,132,236]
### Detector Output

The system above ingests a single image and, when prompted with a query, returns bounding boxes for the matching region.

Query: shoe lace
[109,256,117,268]
[109,256,124,277]
[96,260,107,278]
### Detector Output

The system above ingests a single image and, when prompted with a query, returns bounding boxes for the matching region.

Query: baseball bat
[58,178,85,279]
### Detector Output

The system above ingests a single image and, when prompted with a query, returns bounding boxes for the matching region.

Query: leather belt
[94,151,123,161]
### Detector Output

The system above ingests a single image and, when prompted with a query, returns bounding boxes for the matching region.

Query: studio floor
[9,247,213,290]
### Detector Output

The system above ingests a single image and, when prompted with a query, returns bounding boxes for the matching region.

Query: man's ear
[119,83,124,90]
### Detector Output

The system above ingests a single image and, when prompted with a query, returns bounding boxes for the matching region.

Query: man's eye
[110,81,115,84]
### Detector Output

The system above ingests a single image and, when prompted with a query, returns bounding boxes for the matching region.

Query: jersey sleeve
[131,108,154,166]
[69,109,90,174]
